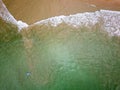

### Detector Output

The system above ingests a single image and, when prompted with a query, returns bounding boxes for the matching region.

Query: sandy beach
[3,0,120,24]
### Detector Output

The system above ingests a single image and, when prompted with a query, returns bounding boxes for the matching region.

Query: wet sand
[2,0,120,24]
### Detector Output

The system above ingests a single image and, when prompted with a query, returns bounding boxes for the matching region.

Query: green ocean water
[0,20,120,90]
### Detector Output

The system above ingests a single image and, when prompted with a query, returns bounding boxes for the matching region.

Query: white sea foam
[17,20,28,30]
[0,0,120,36]
[100,10,120,36]
[34,10,120,36]
[0,0,28,31]
[0,0,18,24]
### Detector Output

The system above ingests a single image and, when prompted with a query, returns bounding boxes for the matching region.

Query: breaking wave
[32,10,120,36]
[0,0,120,36]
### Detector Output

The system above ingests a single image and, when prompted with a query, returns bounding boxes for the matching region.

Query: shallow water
[0,21,120,90]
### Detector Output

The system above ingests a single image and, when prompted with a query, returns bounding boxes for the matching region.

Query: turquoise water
[0,21,120,90]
